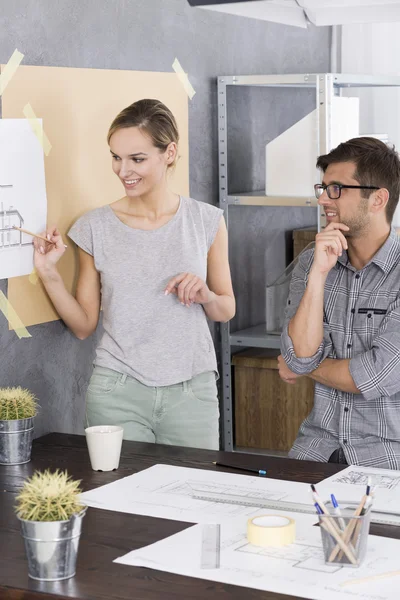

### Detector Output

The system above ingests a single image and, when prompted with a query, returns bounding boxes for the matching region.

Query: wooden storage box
[293,227,317,259]
[233,349,314,452]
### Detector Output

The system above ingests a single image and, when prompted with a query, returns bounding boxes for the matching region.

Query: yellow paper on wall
[1,65,189,327]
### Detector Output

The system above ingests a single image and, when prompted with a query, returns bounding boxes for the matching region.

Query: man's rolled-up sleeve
[350,297,400,401]
[280,250,332,375]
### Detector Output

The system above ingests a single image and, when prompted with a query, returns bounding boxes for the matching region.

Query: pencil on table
[341,570,400,587]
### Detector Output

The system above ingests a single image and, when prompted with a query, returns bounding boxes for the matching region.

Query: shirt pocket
[356,307,388,346]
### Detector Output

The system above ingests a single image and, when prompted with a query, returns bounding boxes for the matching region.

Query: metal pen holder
[318,507,372,567]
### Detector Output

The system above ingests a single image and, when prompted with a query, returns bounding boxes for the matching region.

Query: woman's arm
[34,227,101,339]
[203,216,235,323]
[164,217,235,322]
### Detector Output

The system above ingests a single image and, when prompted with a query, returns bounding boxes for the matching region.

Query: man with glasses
[279,136,400,468]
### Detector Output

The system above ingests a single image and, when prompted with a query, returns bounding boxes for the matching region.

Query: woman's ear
[166,142,177,165]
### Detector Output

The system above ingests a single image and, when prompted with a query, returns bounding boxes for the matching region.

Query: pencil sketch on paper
[116,512,400,600]
[0,201,31,249]
[80,464,312,524]
[235,537,341,574]
[0,119,47,280]
[164,479,286,503]
[332,470,400,491]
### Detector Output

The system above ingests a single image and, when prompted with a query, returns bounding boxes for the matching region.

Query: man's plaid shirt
[281,228,400,469]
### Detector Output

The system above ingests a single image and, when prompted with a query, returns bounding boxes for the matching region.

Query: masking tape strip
[0,48,24,96]
[22,103,52,156]
[247,515,296,547]
[29,268,39,285]
[0,291,31,339]
[172,58,196,100]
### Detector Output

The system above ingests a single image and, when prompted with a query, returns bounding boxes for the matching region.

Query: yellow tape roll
[247,515,296,547]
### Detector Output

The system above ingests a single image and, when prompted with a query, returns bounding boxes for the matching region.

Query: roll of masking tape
[247,515,296,547]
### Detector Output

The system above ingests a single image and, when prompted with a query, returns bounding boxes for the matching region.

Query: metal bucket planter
[0,417,34,465]
[18,507,87,581]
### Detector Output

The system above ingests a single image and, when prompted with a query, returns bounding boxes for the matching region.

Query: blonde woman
[34,99,235,450]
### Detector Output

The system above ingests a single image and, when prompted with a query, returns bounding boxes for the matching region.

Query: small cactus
[15,470,84,522]
[0,387,37,420]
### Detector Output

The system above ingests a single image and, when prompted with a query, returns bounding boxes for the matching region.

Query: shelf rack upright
[218,72,400,451]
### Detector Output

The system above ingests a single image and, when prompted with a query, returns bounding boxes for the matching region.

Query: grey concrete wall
[0,0,330,437]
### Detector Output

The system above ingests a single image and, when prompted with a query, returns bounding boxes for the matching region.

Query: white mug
[85,425,124,471]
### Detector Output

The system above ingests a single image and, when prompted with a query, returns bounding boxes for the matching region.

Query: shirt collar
[336,227,400,274]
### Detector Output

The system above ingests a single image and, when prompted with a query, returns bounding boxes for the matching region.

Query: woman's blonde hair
[107,99,179,168]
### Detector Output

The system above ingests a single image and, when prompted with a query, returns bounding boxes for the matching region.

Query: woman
[34,99,235,450]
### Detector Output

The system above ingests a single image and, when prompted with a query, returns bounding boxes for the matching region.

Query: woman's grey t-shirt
[68,196,223,387]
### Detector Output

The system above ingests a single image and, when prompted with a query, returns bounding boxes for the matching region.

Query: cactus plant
[15,470,84,522]
[0,387,38,420]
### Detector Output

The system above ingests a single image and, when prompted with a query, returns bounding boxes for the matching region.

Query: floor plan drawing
[235,539,341,573]
[316,466,400,519]
[163,479,289,504]
[80,464,313,524]
[332,470,400,491]
[115,511,400,600]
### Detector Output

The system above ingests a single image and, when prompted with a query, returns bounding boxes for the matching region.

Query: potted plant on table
[15,469,87,581]
[0,386,37,465]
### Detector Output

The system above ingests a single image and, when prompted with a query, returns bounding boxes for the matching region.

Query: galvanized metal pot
[0,417,34,465]
[18,508,87,581]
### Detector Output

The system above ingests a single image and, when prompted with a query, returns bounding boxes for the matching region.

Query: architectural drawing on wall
[0,200,31,249]
[332,470,400,491]
[0,119,47,280]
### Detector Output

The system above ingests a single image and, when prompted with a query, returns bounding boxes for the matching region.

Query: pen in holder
[318,506,372,567]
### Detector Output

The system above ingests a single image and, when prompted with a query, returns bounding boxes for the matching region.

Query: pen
[310,484,332,517]
[314,502,323,515]
[311,484,346,536]
[212,461,267,476]
[331,493,346,531]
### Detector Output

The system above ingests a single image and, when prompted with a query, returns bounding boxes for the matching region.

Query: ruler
[192,491,400,528]
[201,524,221,569]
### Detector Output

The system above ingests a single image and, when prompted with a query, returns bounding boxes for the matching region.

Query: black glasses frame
[314,183,379,200]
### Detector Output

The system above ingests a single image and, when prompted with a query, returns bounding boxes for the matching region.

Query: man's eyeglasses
[314,183,379,200]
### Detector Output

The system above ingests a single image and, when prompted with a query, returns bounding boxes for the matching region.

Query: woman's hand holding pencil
[33,226,67,272]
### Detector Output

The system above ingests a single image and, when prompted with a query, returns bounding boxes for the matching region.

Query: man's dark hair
[316,137,400,224]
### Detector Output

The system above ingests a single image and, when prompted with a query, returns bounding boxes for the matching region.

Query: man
[279,136,400,469]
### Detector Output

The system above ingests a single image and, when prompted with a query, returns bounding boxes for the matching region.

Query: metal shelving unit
[218,72,400,451]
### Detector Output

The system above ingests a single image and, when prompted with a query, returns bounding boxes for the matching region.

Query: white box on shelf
[265,97,360,197]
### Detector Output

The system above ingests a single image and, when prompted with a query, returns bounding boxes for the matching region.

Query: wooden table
[1,433,398,600]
